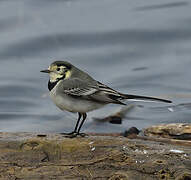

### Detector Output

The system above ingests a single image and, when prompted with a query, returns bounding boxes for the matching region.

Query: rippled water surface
[1,0,191,133]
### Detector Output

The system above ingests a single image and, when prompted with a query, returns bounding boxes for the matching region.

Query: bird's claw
[61,132,88,138]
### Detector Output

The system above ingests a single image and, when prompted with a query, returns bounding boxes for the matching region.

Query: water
[1,0,191,133]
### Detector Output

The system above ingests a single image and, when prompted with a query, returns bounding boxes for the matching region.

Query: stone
[144,123,191,140]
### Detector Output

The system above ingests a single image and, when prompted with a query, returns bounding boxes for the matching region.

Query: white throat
[49,72,64,82]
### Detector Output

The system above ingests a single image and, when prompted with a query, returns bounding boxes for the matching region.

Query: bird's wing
[59,78,99,96]
[59,79,126,105]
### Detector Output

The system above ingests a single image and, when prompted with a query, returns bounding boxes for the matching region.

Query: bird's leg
[74,112,82,132]
[76,113,87,137]
[61,113,82,135]
[66,113,87,138]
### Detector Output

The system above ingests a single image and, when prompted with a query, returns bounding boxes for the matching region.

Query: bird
[41,61,172,138]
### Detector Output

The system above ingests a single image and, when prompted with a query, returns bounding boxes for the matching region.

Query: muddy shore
[0,128,191,180]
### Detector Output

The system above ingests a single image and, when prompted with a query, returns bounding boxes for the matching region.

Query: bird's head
[41,61,72,82]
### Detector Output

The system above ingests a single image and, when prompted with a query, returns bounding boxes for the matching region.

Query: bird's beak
[40,69,51,73]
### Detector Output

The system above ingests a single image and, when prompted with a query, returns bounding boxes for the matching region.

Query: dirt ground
[0,132,191,180]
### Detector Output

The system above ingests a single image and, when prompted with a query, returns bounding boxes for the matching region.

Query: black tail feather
[121,94,172,103]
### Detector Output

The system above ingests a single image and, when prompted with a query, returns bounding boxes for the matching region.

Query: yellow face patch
[48,64,72,82]
[64,70,72,80]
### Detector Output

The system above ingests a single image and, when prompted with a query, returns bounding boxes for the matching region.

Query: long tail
[121,93,172,103]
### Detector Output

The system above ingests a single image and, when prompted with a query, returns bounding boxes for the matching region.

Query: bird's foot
[61,132,88,138]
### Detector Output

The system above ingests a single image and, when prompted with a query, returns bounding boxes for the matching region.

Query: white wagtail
[41,61,172,137]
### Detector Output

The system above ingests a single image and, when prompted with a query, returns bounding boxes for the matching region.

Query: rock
[123,127,140,137]
[0,132,191,179]
[144,123,191,140]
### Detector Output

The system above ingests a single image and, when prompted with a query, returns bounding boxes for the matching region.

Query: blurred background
[0,0,191,133]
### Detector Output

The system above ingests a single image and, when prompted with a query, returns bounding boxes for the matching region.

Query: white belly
[50,86,105,113]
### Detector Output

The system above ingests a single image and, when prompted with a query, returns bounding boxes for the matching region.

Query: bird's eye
[57,67,60,71]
